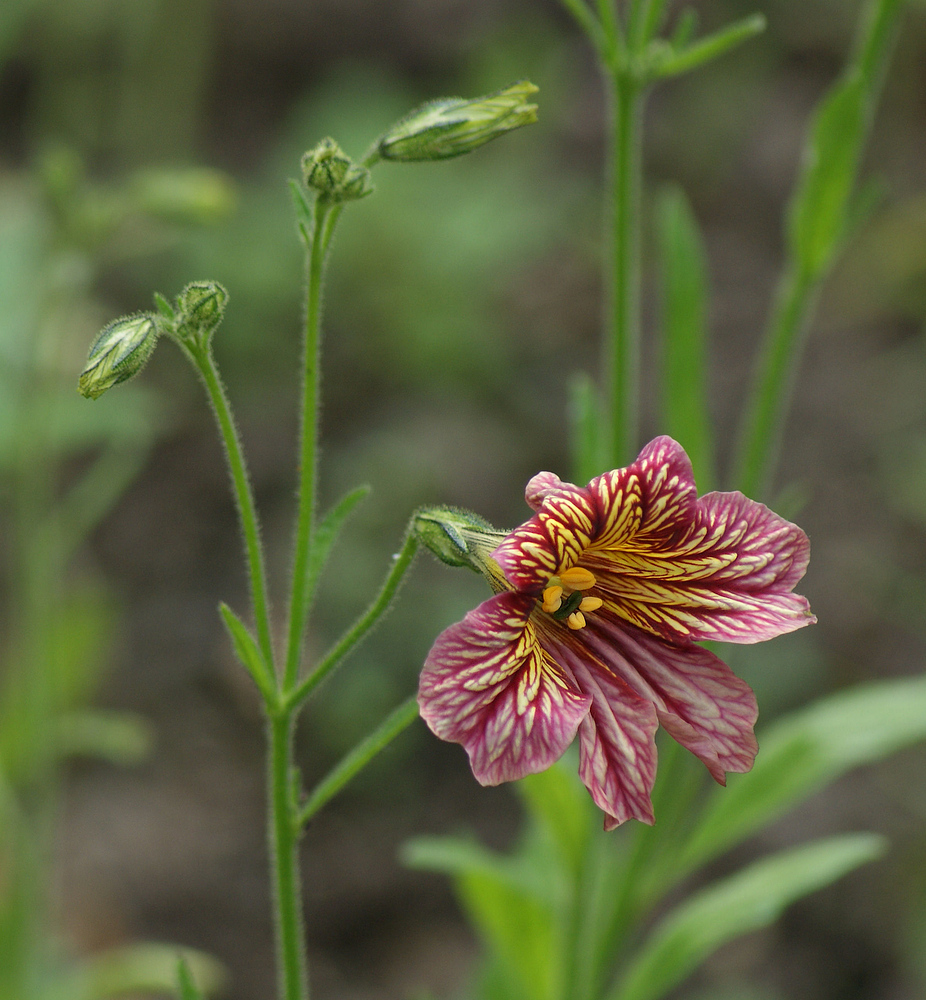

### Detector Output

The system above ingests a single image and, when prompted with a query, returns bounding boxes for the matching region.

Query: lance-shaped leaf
[609,833,885,1000]
[304,485,370,608]
[219,603,274,700]
[404,836,562,1000]
[787,0,901,279]
[657,186,714,489]
[680,675,926,874]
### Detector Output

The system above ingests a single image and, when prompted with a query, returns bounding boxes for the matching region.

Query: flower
[417,436,815,828]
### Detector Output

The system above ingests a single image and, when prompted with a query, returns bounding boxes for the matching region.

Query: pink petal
[563,651,659,827]
[525,471,574,511]
[577,614,759,783]
[418,592,591,786]
[507,436,815,644]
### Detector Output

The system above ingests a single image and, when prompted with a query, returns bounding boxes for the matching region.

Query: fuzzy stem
[187,342,276,686]
[268,710,308,1000]
[283,201,332,693]
[606,70,645,466]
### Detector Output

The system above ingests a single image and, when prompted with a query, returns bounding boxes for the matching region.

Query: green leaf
[58,943,225,1000]
[656,185,714,489]
[786,0,901,279]
[649,13,765,81]
[681,675,926,873]
[569,373,609,483]
[176,956,205,1000]
[298,695,418,825]
[219,602,275,701]
[786,72,867,278]
[517,758,596,879]
[57,710,153,765]
[404,835,561,1000]
[304,484,371,606]
[610,834,885,1000]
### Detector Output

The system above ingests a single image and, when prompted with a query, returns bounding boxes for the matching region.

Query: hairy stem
[284,202,332,693]
[606,70,645,466]
[188,342,276,684]
[268,711,308,1000]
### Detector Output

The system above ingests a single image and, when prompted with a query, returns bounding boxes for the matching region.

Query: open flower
[417,436,815,828]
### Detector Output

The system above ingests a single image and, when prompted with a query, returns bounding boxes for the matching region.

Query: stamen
[541,585,563,613]
[579,596,603,613]
[560,567,596,591]
[566,611,586,630]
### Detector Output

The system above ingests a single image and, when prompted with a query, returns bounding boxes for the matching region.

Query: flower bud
[378,81,539,162]
[302,138,373,202]
[413,506,506,576]
[78,313,160,399]
[175,281,228,343]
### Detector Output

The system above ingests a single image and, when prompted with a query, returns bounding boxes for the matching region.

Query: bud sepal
[302,138,373,203]
[377,81,538,162]
[172,281,229,347]
[78,313,161,399]
[413,505,507,583]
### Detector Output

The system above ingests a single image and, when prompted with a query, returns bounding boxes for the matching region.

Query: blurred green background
[5,0,926,997]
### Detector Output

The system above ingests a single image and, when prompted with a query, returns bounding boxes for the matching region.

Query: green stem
[187,342,276,688]
[284,201,333,693]
[297,695,418,828]
[268,711,308,1000]
[285,532,418,711]
[732,263,815,498]
[606,70,645,466]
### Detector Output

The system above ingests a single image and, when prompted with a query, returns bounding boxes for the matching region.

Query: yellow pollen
[567,611,586,630]
[560,567,597,591]
[541,586,563,613]
[579,596,603,613]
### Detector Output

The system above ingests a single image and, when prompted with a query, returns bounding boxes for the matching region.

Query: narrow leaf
[650,13,765,80]
[569,373,609,483]
[406,835,561,1000]
[656,185,714,488]
[298,695,418,825]
[219,603,275,700]
[63,943,224,1000]
[517,758,596,879]
[304,484,370,606]
[681,675,926,873]
[57,710,153,765]
[176,956,205,1000]
[786,72,867,278]
[610,834,885,1000]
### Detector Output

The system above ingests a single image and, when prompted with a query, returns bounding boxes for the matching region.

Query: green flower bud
[378,81,539,162]
[175,281,228,343]
[302,139,373,202]
[78,313,160,399]
[413,505,507,579]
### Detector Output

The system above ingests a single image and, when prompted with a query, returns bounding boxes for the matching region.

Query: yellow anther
[542,585,563,613]
[566,611,586,630]
[560,566,597,591]
[579,596,603,613]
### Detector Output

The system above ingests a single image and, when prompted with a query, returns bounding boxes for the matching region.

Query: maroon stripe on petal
[578,614,758,782]
[418,592,591,786]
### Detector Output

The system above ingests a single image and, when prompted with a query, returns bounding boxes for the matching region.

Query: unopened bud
[378,81,538,162]
[413,506,506,576]
[175,281,228,343]
[78,313,160,399]
[302,139,373,202]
